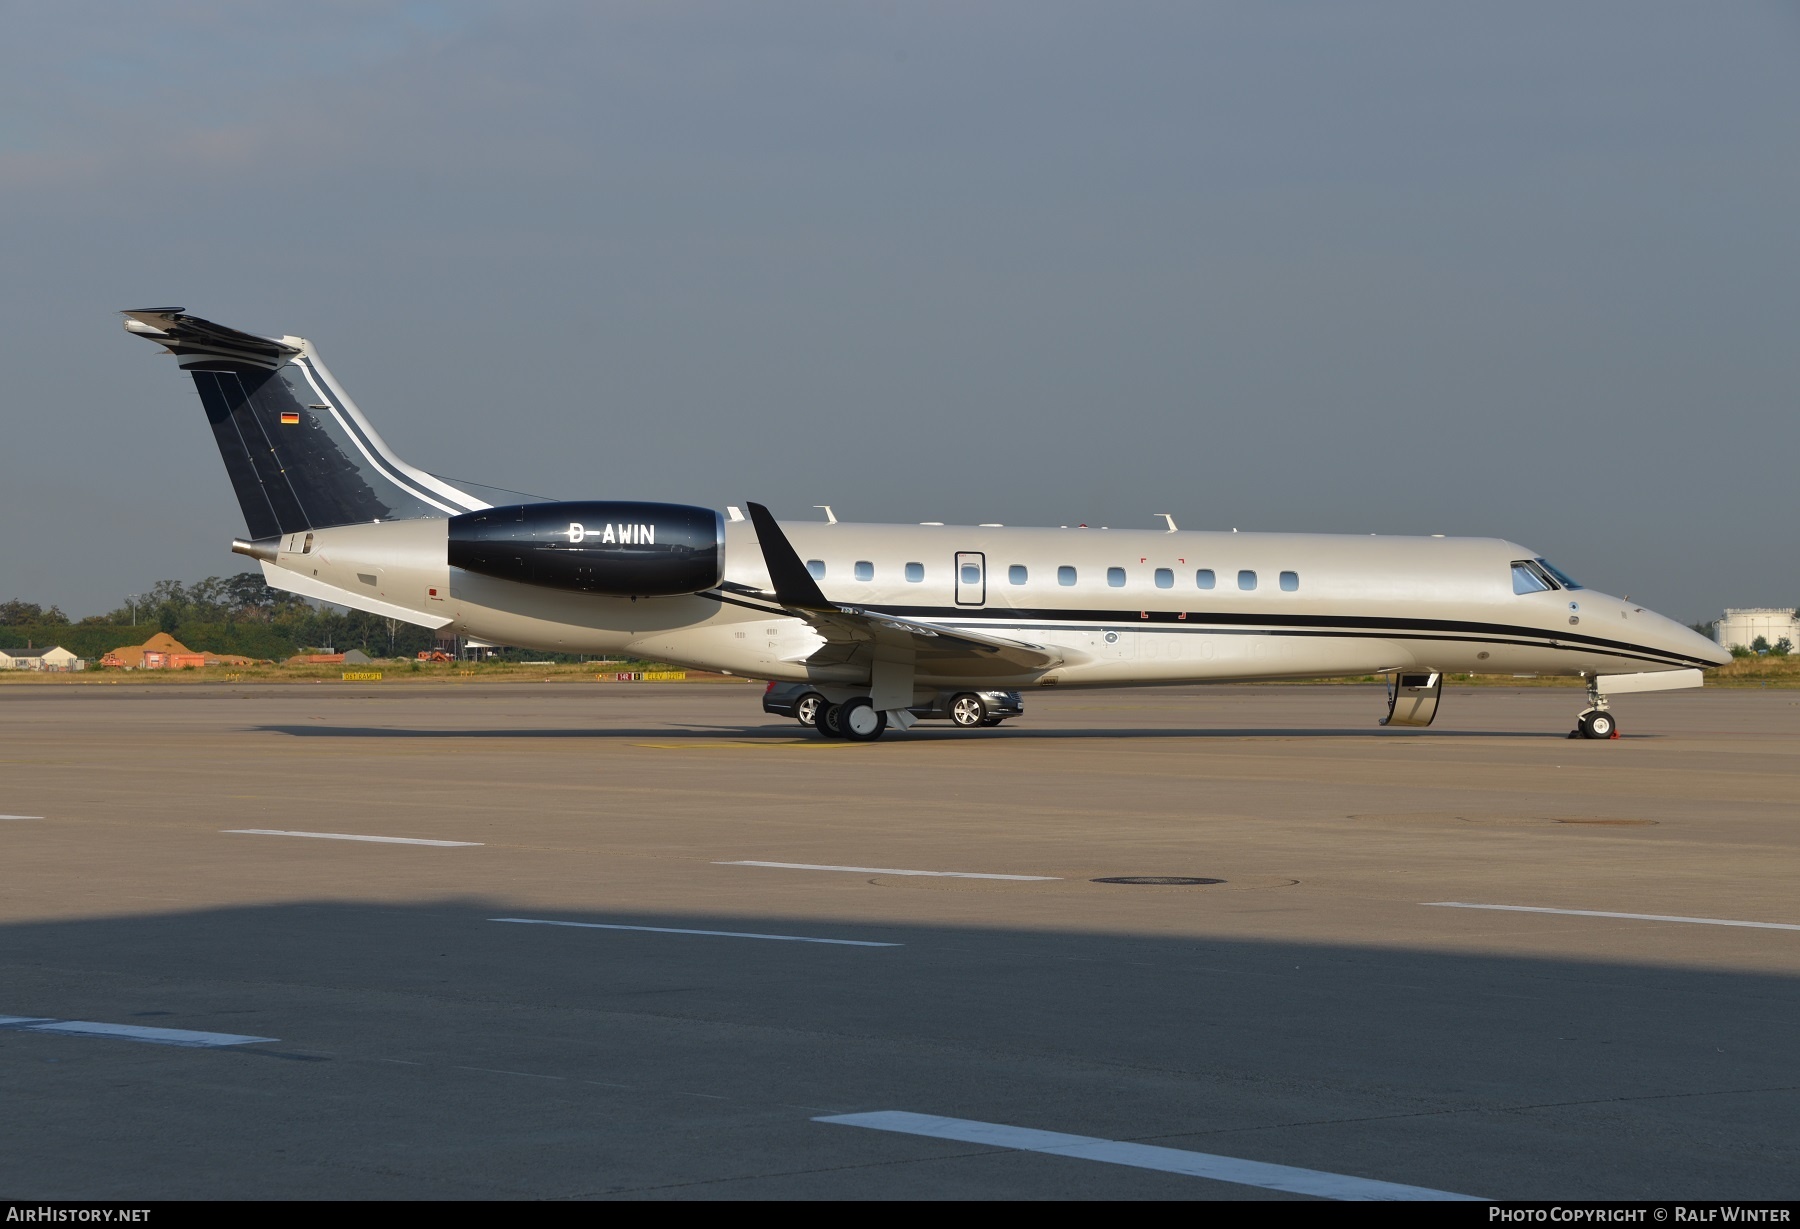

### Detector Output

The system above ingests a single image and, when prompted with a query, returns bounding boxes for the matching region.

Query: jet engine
[448,501,725,597]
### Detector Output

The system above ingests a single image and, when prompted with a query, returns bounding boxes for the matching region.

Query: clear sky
[2,2,1795,622]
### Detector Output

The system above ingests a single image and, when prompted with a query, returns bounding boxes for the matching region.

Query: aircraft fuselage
[274,517,1724,690]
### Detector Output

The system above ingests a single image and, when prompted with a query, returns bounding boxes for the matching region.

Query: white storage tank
[1716,608,1800,651]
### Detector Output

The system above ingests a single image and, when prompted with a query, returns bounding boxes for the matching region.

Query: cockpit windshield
[1535,558,1583,590]
[1512,561,1555,595]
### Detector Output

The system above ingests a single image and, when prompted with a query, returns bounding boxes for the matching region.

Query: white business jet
[122,309,1729,741]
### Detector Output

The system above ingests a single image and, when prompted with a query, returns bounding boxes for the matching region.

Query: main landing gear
[809,697,888,742]
[1569,678,1620,740]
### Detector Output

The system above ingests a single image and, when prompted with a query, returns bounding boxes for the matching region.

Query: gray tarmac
[2,680,1798,1200]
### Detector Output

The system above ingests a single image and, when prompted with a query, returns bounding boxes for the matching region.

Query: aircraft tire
[813,702,846,739]
[838,698,887,742]
[1579,710,1618,740]
[949,693,987,729]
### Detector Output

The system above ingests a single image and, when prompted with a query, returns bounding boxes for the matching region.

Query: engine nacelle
[448,501,724,596]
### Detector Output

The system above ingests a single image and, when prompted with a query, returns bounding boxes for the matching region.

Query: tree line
[0,574,443,660]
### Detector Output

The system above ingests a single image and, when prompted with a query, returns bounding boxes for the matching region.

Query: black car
[762,682,1023,729]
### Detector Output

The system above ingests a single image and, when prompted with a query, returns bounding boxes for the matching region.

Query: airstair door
[954,552,986,606]
[1381,672,1443,727]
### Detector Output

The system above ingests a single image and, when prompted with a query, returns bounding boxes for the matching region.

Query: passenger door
[954,552,986,606]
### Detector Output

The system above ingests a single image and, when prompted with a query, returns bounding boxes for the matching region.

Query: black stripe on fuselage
[849,604,1712,670]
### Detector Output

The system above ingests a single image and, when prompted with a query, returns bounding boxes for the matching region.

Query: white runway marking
[0,1016,276,1048]
[490,917,901,947]
[0,815,44,820]
[1424,902,1800,931]
[224,829,482,847]
[715,860,1060,881]
[817,1111,1482,1201]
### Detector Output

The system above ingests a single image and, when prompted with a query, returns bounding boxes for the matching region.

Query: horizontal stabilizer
[122,308,298,367]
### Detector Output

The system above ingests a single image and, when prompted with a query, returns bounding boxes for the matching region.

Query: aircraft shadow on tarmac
[2,899,1795,1199]
[251,722,1583,741]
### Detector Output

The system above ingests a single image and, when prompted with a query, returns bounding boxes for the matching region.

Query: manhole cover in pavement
[1091,876,1225,886]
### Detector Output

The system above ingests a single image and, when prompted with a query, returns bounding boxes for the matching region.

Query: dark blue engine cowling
[448,501,725,596]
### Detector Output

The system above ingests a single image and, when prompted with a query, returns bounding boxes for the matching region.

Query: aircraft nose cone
[1663,614,1732,667]
[1697,633,1734,667]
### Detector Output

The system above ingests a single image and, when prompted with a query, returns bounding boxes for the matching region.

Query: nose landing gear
[1569,678,1621,740]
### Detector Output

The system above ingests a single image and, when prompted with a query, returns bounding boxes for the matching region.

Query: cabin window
[854,561,874,582]
[905,562,924,583]
[1107,567,1126,588]
[1512,561,1554,594]
[1058,566,1077,586]
[961,563,981,585]
[1238,569,1257,591]
[1196,568,1215,590]
[1154,568,1173,589]
[1280,571,1299,592]
[1009,565,1028,585]
[807,560,826,580]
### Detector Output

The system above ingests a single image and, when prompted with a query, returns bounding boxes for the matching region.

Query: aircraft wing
[735,503,1066,675]
[790,603,1065,673]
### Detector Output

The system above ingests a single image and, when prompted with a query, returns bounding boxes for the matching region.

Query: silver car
[762,682,1022,729]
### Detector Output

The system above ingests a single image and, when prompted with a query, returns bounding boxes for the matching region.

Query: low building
[143,650,206,669]
[1716,608,1800,652]
[102,632,203,669]
[0,645,82,671]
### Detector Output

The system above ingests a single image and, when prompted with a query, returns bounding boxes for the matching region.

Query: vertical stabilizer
[121,308,489,539]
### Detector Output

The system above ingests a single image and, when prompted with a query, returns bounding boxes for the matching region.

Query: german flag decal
[279,411,301,425]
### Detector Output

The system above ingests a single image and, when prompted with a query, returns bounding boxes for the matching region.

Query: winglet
[746,502,831,608]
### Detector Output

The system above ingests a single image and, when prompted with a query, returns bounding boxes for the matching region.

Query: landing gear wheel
[1578,710,1618,740]
[812,702,846,739]
[838,698,888,742]
[793,692,825,728]
[950,693,987,729]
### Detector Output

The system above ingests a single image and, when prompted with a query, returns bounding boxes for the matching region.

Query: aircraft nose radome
[1663,614,1732,667]
[1696,632,1735,667]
